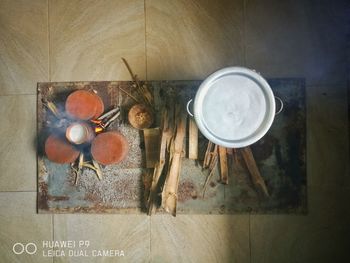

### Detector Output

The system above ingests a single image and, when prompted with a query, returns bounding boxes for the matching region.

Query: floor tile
[49,0,146,82]
[250,212,349,263]
[251,181,350,263]
[0,0,48,95]
[307,185,350,224]
[151,215,250,263]
[53,215,150,263]
[245,0,348,86]
[0,95,37,191]
[0,192,53,263]
[307,85,349,188]
[146,0,244,80]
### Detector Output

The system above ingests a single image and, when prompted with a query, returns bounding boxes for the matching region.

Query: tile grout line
[0,93,36,97]
[47,0,51,82]
[144,0,148,80]
[52,214,55,241]
[149,216,152,262]
[249,213,252,263]
[48,4,54,262]
[0,190,36,193]
[52,215,55,263]
[144,1,151,260]
[243,0,247,66]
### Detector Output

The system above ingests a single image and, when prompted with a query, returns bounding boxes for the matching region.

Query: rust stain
[47,195,70,201]
[178,181,197,202]
[84,192,102,203]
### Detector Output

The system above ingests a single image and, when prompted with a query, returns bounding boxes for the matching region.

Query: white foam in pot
[68,124,86,143]
[202,74,266,140]
[193,67,275,148]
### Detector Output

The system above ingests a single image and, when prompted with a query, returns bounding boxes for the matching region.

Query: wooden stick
[103,111,120,128]
[74,153,84,185]
[43,100,60,118]
[147,108,171,215]
[218,146,228,184]
[118,86,140,103]
[122,57,138,84]
[208,144,218,171]
[143,169,153,208]
[140,83,154,106]
[143,128,160,168]
[240,147,269,197]
[121,58,153,106]
[97,107,120,120]
[92,160,103,180]
[203,141,214,169]
[226,148,236,181]
[233,148,239,166]
[188,118,198,160]
[161,105,187,216]
[82,163,97,171]
[202,155,218,198]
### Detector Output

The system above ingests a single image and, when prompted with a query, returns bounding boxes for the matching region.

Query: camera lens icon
[12,243,37,255]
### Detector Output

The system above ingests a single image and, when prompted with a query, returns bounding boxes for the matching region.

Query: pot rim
[193,66,276,148]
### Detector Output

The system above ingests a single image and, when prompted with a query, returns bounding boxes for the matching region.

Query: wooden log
[188,118,198,160]
[218,146,228,184]
[142,169,153,208]
[161,104,187,216]
[92,159,103,180]
[202,152,218,198]
[240,146,269,197]
[233,148,239,166]
[44,101,60,118]
[203,141,214,169]
[226,148,233,155]
[121,58,153,106]
[208,144,218,171]
[143,128,160,168]
[226,148,235,182]
[75,153,84,185]
[202,143,220,197]
[147,106,174,215]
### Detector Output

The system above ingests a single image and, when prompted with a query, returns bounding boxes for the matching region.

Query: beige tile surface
[307,185,350,223]
[49,0,146,82]
[307,85,349,188]
[0,0,48,95]
[0,95,37,191]
[53,215,150,263]
[245,0,348,86]
[250,200,349,263]
[150,215,250,263]
[251,216,349,263]
[0,192,53,263]
[146,0,244,80]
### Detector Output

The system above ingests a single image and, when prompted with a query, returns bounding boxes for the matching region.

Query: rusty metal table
[37,79,306,214]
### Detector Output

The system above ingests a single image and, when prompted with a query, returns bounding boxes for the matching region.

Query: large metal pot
[187,67,282,148]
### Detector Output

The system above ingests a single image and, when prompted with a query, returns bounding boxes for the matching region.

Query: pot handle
[186,99,194,117]
[275,96,283,115]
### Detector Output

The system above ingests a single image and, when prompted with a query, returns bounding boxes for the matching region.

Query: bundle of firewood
[202,142,269,198]
[146,101,188,216]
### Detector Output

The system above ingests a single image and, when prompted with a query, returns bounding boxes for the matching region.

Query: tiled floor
[53,214,150,263]
[0,0,348,262]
